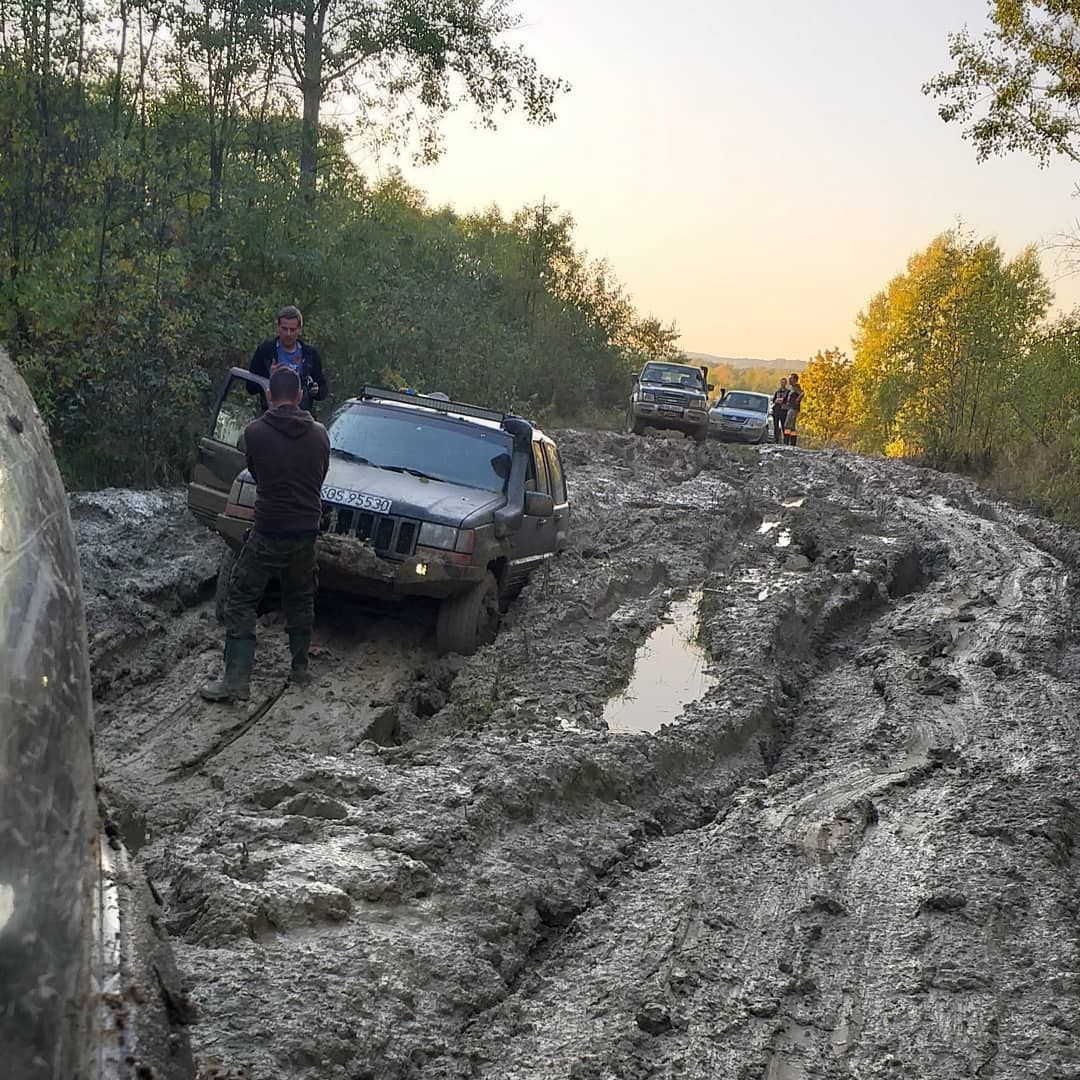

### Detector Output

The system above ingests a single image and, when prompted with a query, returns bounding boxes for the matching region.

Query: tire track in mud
[89,434,1080,1080]
[425,451,1080,1080]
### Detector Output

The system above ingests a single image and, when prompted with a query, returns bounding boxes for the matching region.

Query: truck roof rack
[358,385,513,425]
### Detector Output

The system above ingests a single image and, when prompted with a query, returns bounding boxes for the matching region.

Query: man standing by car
[202,367,331,702]
[783,373,804,446]
[249,304,329,413]
[771,377,788,444]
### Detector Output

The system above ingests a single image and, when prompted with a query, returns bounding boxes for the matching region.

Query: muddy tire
[214,547,236,624]
[436,571,501,656]
[627,410,646,436]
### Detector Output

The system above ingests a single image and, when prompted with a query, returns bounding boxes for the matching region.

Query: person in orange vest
[783,373,804,446]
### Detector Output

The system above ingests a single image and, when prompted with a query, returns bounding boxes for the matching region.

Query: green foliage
[926,1,1080,166]
[0,40,668,487]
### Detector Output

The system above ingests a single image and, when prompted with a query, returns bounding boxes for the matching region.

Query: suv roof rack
[358,385,511,425]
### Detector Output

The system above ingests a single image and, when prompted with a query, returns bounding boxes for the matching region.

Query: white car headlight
[641,392,655,403]
[418,522,458,550]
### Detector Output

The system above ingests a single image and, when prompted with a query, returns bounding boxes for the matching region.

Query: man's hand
[309,382,320,397]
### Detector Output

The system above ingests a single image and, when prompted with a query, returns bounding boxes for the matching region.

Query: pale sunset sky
[370,0,1080,361]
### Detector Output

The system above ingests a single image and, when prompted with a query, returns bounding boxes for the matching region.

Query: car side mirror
[707,383,715,392]
[524,490,554,517]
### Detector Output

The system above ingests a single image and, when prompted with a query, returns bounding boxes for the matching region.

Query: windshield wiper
[330,448,372,464]
[374,464,442,482]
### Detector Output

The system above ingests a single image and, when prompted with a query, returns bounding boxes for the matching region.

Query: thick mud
[84,434,1080,1079]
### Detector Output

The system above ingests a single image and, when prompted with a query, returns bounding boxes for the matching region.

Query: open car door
[187,368,268,529]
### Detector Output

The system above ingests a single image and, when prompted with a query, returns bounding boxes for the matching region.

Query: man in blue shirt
[249,305,329,412]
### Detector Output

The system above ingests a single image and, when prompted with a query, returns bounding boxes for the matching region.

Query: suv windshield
[641,363,704,390]
[328,404,513,493]
[722,392,768,413]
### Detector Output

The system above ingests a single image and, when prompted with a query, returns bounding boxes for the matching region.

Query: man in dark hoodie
[202,366,331,702]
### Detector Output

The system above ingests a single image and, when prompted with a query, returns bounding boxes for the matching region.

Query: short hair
[789,373,799,382]
[277,304,303,325]
[269,366,301,403]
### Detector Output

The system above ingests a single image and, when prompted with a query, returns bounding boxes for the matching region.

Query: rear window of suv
[327,404,513,493]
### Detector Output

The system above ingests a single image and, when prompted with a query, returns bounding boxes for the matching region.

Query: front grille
[320,503,419,557]
[656,391,691,407]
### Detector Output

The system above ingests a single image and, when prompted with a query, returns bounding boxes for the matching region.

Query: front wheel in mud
[436,571,501,656]
[627,411,646,436]
[214,547,236,624]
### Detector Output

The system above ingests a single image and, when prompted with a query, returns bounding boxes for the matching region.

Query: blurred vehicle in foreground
[0,348,194,1080]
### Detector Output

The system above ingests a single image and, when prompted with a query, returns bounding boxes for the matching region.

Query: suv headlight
[418,522,458,550]
[641,392,655,403]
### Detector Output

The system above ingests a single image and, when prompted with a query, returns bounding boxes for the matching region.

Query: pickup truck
[627,361,712,440]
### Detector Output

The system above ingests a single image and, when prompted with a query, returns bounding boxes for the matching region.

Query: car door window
[212,377,264,448]
[530,442,552,495]
[543,443,566,505]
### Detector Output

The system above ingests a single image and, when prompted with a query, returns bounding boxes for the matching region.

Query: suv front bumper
[216,514,486,600]
[632,401,708,433]
[318,532,486,598]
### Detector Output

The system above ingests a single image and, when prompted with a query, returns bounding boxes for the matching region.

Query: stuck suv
[627,361,712,440]
[188,371,570,655]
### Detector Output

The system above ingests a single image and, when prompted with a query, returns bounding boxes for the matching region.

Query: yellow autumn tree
[850,230,1049,465]
[800,348,855,446]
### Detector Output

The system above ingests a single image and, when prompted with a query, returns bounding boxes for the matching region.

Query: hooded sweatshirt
[242,403,330,535]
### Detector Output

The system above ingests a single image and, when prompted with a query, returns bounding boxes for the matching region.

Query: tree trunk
[298,3,325,208]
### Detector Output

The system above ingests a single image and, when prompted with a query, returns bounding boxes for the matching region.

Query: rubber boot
[200,636,255,702]
[288,630,312,687]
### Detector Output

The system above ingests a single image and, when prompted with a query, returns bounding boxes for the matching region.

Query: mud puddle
[602,589,717,733]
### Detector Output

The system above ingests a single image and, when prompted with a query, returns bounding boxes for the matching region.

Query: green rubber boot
[288,630,312,687]
[200,636,255,702]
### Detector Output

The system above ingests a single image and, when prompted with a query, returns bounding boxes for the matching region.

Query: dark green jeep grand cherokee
[188,373,570,655]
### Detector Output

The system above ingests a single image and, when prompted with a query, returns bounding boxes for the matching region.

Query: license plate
[321,486,391,514]
[659,405,682,414]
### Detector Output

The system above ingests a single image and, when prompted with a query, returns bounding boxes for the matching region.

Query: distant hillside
[684,352,806,371]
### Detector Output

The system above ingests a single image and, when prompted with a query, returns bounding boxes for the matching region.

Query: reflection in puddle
[758,518,780,534]
[0,883,12,933]
[776,529,792,548]
[781,496,806,508]
[603,591,718,734]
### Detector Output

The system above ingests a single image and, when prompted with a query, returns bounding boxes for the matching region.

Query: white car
[708,390,771,444]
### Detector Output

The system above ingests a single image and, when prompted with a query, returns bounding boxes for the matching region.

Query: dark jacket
[249,339,329,405]
[243,404,330,535]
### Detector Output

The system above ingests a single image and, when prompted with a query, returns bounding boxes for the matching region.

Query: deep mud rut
[77,435,1080,1080]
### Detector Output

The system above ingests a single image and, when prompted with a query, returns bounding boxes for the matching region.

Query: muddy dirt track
[77,432,1080,1080]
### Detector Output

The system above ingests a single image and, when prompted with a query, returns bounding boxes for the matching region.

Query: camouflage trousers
[224,531,318,639]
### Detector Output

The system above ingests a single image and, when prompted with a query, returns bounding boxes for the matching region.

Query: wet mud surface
[82,433,1080,1079]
